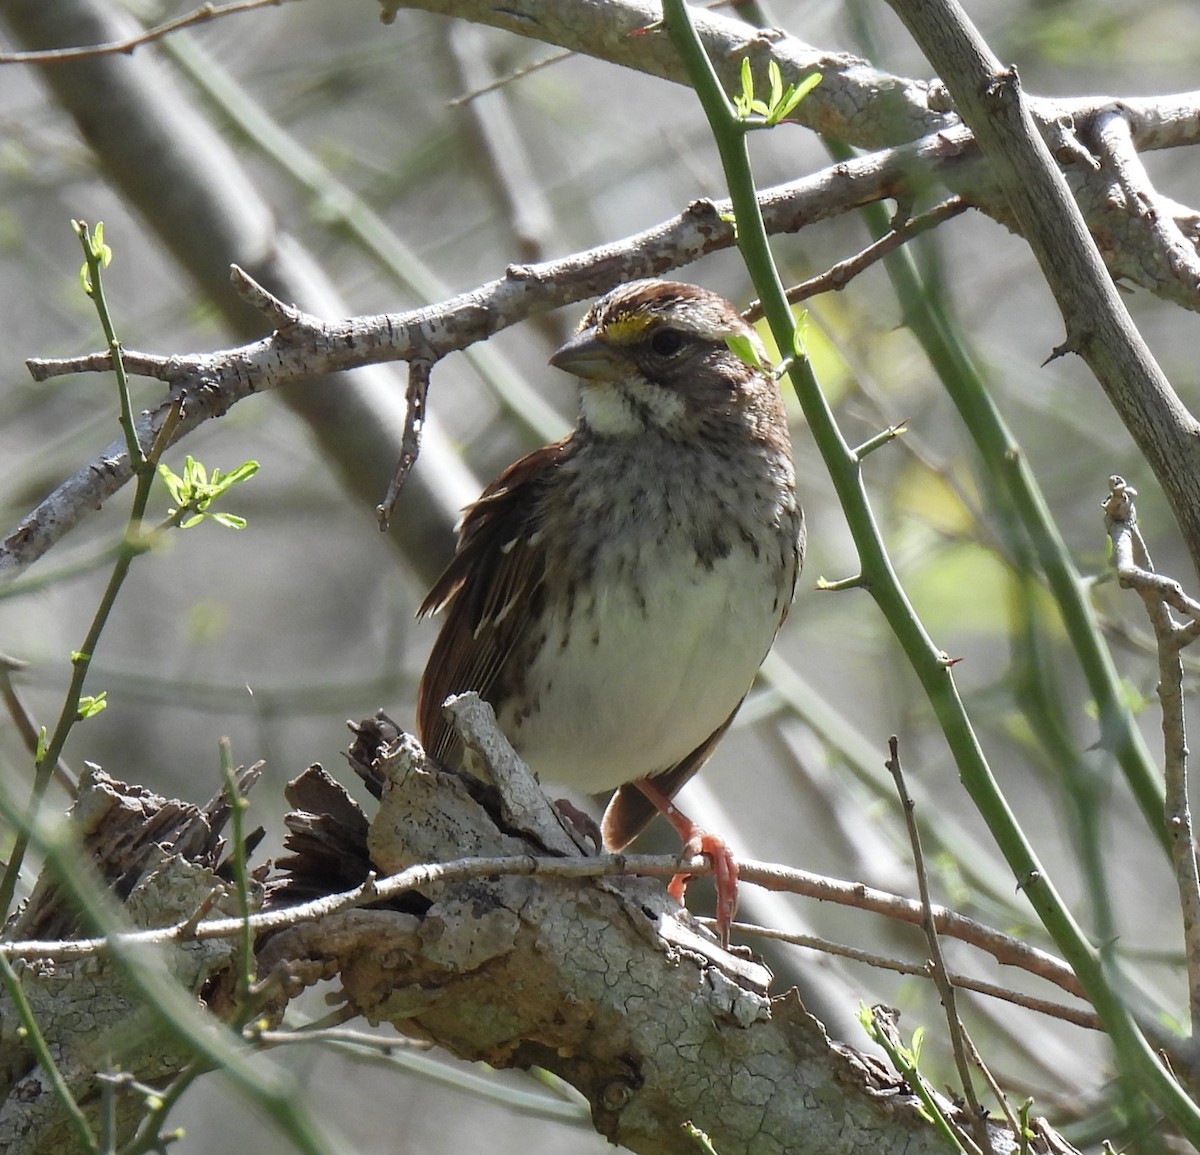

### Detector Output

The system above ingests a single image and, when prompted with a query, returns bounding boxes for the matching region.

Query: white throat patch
[580,378,686,436]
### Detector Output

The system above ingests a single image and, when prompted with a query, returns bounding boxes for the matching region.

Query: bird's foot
[635,777,739,947]
[667,828,738,948]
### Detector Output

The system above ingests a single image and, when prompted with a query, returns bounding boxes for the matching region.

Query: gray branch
[882,0,1200,586]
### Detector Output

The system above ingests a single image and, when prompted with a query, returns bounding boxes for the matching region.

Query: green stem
[860,184,1168,857]
[74,222,144,470]
[117,1059,206,1155]
[0,467,151,918]
[835,175,1129,953]
[662,0,1200,1140]
[0,269,182,920]
[865,1011,973,1153]
[218,737,256,1004]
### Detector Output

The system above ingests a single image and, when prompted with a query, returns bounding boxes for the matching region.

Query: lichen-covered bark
[260,720,1011,1155]
[0,728,1053,1154]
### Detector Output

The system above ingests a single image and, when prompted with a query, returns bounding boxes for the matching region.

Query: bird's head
[550,280,773,439]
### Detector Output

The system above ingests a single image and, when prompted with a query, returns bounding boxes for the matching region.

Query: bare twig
[960,1032,1025,1144]
[377,358,432,530]
[0,847,1087,1003]
[743,197,969,321]
[255,1026,592,1125]
[720,920,1100,1030]
[0,0,290,65]
[736,861,1085,998]
[448,47,572,107]
[1104,478,1200,625]
[1103,475,1200,1036]
[258,1025,432,1052]
[0,653,78,796]
[886,737,993,1155]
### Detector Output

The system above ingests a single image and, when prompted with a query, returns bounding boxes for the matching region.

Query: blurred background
[2,0,1200,1150]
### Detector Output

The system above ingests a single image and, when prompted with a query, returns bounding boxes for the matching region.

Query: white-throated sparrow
[417,280,804,941]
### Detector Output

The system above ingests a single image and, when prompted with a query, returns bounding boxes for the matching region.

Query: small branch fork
[1103,475,1200,1036]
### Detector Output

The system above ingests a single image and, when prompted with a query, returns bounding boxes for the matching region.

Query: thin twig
[0,847,1086,998]
[886,737,993,1154]
[0,653,78,796]
[960,1031,1025,1141]
[442,0,754,109]
[98,1061,117,1154]
[742,197,968,321]
[258,1025,431,1052]
[448,48,572,107]
[218,737,257,1003]
[717,920,1100,1029]
[377,358,432,530]
[108,1057,208,1154]
[1107,488,1200,624]
[1104,475,1200,1036]
[259,1024,592,1126]
[0,0,289,65]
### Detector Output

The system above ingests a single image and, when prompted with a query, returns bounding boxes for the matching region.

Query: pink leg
[634,777,739,947]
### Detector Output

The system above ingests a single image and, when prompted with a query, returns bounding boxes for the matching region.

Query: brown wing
[600,703,742,851]
[416,438,573,766]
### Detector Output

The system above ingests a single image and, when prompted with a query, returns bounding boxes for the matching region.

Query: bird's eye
[649,328,686,358]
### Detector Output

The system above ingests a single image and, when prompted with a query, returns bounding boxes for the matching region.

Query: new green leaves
[158,456,260,529]
[733,58,820,127]
[723,332,768,372]
[74,220,112,297]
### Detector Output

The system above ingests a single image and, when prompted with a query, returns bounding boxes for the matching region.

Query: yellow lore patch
[600,311,655,344]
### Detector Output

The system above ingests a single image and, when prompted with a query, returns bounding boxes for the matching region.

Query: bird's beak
[549,328,625,382]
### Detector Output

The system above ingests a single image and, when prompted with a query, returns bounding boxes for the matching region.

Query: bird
[416,279,804,943]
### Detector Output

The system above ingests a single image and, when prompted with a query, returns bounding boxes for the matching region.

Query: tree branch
[0,713,1088,1153]
[3,130,965,578]
[884,0,1200,594]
